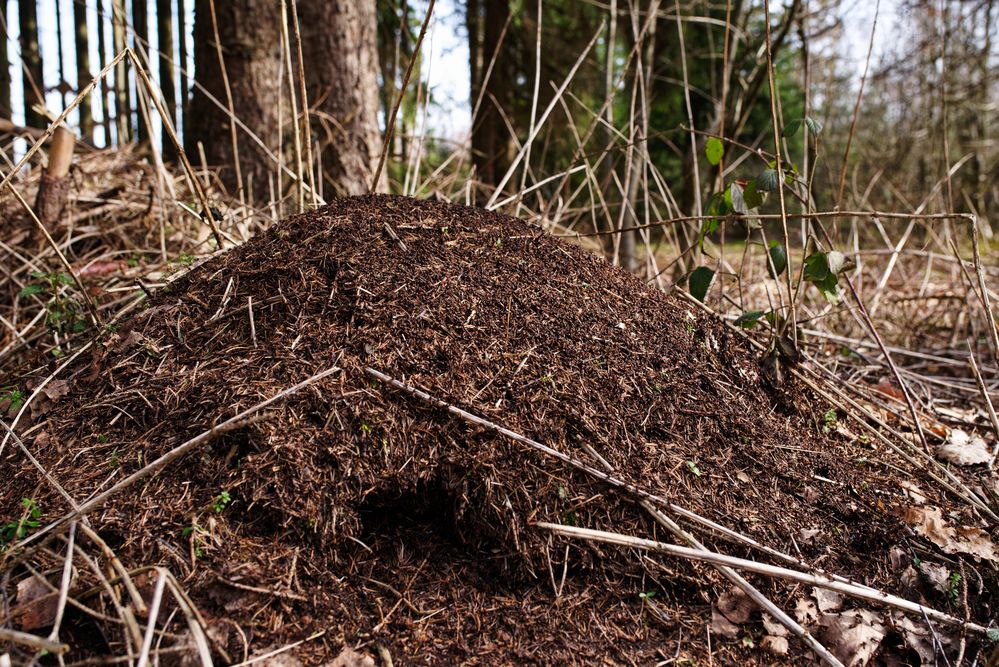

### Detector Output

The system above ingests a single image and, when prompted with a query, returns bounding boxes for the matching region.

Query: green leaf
[804,252,841,303]
[700,193,729,247]
[804,252,831,282]
[19,284,44,297]
[688,267,715,302]
[757,168,780,192]
[782,118,803,138]
[734,310,767,329]
[705,137,724,166]
[686,460,702,477]
[805,116,823,135]
[743,179,765,210]
[768,242,787,278]
[729,182,748,215]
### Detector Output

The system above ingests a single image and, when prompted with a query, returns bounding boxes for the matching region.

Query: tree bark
[468,0,513,189]
[156,0,178,160]
[97,0,113,146]
[112,0,132,142]
[74,0,94,141]
[178,0,189,138]
[297,0,385,195]
[19,0,46,128]
[188,0,284,198]
[0,1,11,123]
[133,0,151,144]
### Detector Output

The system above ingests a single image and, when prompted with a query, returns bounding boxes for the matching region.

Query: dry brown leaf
[820,609,886,667]
[916,561,952,594]
[904,506,999,562]
[716,586,754,624]
[794,596,819,626]
[710,608,741,638]
[761,612,789,637]
[762,635,790,656]
[799,527,822,544]
[936,429,991,466]
[813,587,844,613]
[328,647,376,667]
[11,574,59,631]
[893,613,952,666]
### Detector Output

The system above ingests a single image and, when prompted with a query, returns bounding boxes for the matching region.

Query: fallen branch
[537,522,990,635]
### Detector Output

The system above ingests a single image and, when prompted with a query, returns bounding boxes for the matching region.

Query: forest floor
[0,151,997,666]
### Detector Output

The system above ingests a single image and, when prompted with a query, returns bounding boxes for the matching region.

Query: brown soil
[1,195,991,664]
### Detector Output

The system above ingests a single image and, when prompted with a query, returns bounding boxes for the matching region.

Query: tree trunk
[0,1,11,123]
[297,0,385,195]
[178,0,189,138]
[112,0,132,142]
[133,0,151,144]
[468,0,512,190]
[74,0,94,141]
[188,0,284,198]
[156,0,178,160]
[97,0,113,146]
[19,0,45,128]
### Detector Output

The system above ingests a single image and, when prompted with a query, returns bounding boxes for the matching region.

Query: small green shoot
[822,409,838,434]
[212,491,232,513]
[1,498,42,545]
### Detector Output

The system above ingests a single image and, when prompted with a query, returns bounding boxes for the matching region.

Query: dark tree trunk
[133,0,151,144]
[112,0,132,142]
[188,0,283,197]
[74,0,94,141]
[298,0,385,195]
[468,0,512,189]
[19,0,45,128]
[0,1,11,122]
[97,0,113,146]
[178,0,189,137]
[156,0,178,160]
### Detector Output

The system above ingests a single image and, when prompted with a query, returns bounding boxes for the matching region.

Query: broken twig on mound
[537,522,989,635]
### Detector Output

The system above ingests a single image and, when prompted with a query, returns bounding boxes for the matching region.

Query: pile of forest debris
[1,195,996,665]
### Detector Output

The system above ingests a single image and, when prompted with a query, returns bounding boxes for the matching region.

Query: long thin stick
[537,522,988,634]
[289,0,317,207]
[127,49,224,247]
[371,0,437,192]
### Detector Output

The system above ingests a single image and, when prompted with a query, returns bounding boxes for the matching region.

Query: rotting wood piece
[34,125,76,233]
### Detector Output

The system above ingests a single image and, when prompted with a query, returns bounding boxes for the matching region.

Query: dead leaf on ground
[794,596,819,626]
[328,647,376,667]
[893,613,953,666]
[820,609,886,667]
[716,586,754,624]
[936,429,991,466]
[904,506,999,562]
[710,607,741,638]
[814,587,844,613]
[11,574,60,631]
